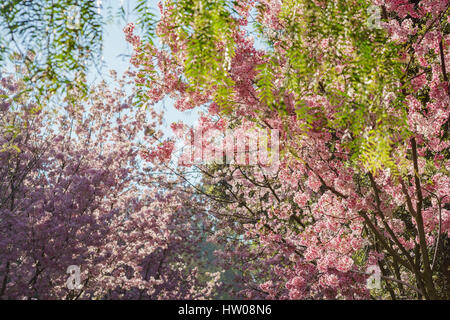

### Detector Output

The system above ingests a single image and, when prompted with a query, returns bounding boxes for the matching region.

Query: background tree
[0,73,220,299]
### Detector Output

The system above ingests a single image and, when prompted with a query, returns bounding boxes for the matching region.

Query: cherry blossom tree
[2,0,448,301]
[126,0,449,300]
[0,73,220,300]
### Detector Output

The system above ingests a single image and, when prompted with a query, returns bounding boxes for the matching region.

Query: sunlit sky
[95,0,202,133]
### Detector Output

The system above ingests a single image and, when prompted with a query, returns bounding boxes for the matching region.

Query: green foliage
[0,0,104,97]
[134,0,157,44]
[358,129,396,174]
[253,0,410,172]
[255,57,275,107]
[165,0,237,112]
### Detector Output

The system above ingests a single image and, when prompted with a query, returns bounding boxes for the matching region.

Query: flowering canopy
[0,74,220,299]
[125,0,449,299]
[0,0,448,300]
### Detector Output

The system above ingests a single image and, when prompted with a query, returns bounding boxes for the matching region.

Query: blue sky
[94,0,202,133]
[93,0,205,179]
